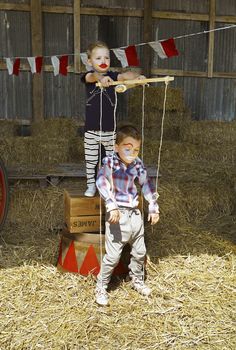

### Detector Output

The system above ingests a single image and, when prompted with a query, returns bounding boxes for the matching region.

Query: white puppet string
[117,24,236,49]
[99,88,104,282]
[98,86,118,286]
[155,80,169,191]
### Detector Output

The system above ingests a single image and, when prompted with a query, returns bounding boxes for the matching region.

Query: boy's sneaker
[95,287,109,306]
[131,277,151,296]
[84,184,96,197]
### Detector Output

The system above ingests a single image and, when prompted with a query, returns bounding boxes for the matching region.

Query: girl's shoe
[84,184,96,197]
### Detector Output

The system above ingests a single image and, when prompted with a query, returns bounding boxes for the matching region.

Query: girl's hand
[148,213,160,225]
[108,209,120,224]
[99,76,113,87]
[137,75,146,80]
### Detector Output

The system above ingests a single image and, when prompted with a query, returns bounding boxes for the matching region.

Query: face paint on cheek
[123,149,136,162]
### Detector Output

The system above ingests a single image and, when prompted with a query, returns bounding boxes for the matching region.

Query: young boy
[81,41,145,197]
[95,125,160,306]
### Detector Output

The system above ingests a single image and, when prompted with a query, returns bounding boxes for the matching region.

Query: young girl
[81,41,144,197]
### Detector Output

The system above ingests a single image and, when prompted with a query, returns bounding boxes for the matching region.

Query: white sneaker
[95,287,109,306]
[131,277,151,296]
[84,184,96,197]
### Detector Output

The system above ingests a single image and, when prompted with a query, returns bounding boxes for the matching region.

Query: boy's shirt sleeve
[96,157,118,212]
[137,161,159,214]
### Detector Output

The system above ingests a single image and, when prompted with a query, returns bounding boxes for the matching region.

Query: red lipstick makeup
[99,64,108,68]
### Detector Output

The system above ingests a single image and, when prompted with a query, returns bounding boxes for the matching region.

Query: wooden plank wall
[0,0,235,121]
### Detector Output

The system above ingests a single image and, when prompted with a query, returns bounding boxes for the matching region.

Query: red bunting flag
[27,56,43,73]
[51,55,68,76]
[149,38,179,59]
[6,58,20,75]
[112,45,140,67]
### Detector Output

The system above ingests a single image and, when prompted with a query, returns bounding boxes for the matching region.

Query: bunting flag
[80,52,92,71]
[113,45,140,67]
[149,38,179,59]
[51,55,68,76]
[6,58,20,75]
[27,56,43,73]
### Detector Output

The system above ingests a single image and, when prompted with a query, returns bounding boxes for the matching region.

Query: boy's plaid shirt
[96,153,159,214]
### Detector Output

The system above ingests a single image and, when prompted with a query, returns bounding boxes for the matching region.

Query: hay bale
[143,139,236,165]
[0,120,18,137]
[128,86,186,113]
[31,117,79,138]
[69,136,85,161]
[8,184,64,231]
[181,120,236,145]
[0,137,71,166]
[127,86,191,141]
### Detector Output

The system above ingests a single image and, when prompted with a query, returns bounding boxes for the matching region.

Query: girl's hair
[87,41,109,58]
[116,125,141,145]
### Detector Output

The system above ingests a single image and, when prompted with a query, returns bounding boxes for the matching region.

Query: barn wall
[0,0,235,122]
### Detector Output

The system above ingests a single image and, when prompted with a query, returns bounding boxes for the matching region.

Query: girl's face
[88,47,110,73]
[115,137,141,166]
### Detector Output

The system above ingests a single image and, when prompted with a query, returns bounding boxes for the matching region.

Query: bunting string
[1,24,235,75]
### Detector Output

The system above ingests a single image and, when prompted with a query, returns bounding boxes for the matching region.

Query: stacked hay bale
[128,86,189,141]
[0,118,84,169]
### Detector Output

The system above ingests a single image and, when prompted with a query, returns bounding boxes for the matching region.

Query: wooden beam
[0,2,236,23]
[0,3,30,11]
[152,11,209,21]
[143,0,152,77]
[42,5,73,14]
[30,0,44,121]
[1,62,235,79]
[73,0,81,73]
[81,7,142,17]
[208,0,216,78]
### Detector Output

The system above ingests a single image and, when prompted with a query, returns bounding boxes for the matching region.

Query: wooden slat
[0,3,235,24]
[42,5,73,14]
[143,0,152,77]
[65,215,105,233]
[73,0,81,73]
[64,190,104,217]
[1,62,235,79]
[96,76,174,88]
[31,0,44,121]
[208,0,216,78]
[0,3,30,11]
[80,7,142,17]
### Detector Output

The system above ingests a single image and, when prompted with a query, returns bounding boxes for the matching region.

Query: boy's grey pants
[96,208,146,289]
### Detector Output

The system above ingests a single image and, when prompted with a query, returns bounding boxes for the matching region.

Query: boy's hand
[148,213,160,225]
[108,209,120,224]
[99,76,113,87]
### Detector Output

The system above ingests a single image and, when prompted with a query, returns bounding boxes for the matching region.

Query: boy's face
[88,47,110,73]
[115,137,141,166]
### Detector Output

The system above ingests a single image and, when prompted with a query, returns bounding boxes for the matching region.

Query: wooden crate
[64,189,105,233]
[65,215,105,234]
[64,189,104,217]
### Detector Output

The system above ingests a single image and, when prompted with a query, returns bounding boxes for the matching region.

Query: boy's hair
[116,125,141,145]
[87,41,109,58]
